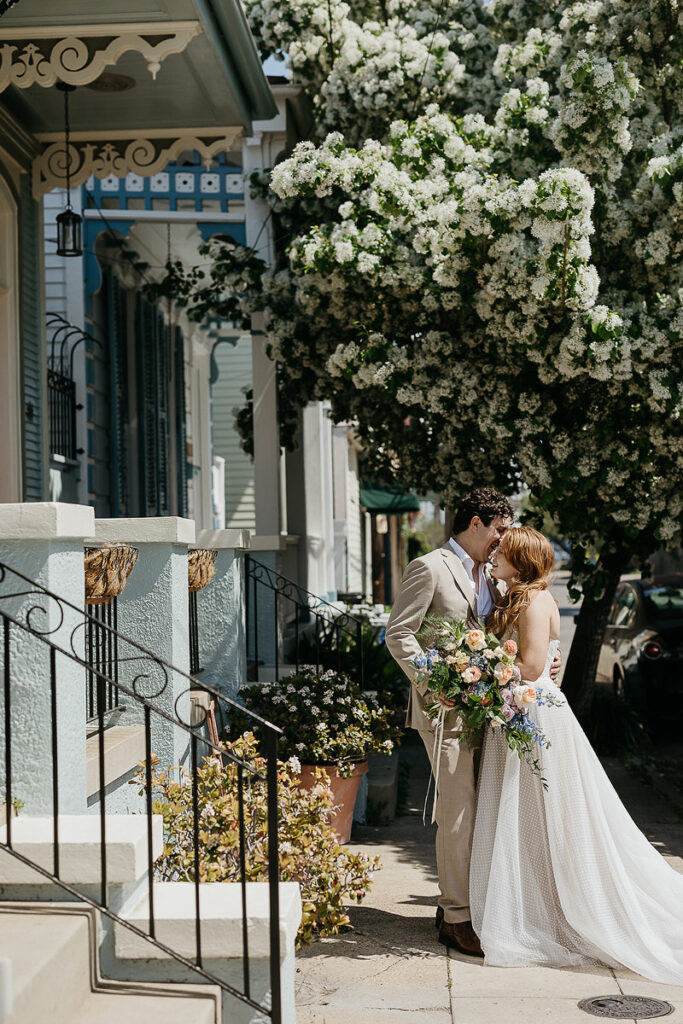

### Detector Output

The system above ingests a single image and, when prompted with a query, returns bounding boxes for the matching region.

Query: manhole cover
[578,995,674,1019]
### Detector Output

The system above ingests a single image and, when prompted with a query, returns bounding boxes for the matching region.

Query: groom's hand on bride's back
[550,648,562,683]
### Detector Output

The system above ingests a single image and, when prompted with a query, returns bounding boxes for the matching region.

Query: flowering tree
[159,0,682,716]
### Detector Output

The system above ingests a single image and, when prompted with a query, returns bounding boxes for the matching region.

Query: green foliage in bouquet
[131,733,380,946]
[415,615,562,783]
[415,615,515,746]
[234,666,401,777]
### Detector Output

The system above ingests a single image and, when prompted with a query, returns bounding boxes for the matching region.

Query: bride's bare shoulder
[520,589,556,623]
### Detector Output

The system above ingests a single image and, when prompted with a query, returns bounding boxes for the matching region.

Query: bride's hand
[436,694,457,710]
[549,648,562,683]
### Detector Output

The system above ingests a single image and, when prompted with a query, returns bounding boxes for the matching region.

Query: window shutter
[135,295,170,517]
[175,326,188,518]
[106,270,129,516]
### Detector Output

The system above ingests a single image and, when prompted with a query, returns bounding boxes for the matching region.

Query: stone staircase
[0,902,220,1024]
[0,815,301,1023]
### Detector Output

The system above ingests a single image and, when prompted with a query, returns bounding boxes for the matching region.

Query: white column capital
[0,501,95,540]
[90,517,196,546]
[194,528,252,551]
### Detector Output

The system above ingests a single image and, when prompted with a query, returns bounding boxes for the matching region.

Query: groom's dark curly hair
[451,487,514,535]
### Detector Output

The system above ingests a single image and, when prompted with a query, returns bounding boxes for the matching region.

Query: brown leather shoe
[435,906,444,930]
[438,920,484,958]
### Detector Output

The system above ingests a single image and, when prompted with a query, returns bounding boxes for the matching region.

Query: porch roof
[0,0,276,136]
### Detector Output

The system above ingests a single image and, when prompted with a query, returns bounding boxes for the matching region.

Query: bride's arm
[515,595,552,682]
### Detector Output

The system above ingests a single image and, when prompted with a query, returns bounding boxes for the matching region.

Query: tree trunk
[562,555,624,722]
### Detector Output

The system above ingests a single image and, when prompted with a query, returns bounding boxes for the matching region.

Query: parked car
[596,574,683,720]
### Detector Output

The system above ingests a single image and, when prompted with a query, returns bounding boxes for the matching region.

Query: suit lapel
[440,545,477,619]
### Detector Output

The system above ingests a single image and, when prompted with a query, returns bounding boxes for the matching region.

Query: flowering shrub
[235,667,401,776]
[149,0,682,712]
[133,733,379,946]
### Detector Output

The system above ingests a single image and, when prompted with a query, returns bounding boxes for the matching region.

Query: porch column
[89,517,194,769]
[302,402,336,601]
[0,502,94,815]
[251,313,282,538]
[192,528,251,701]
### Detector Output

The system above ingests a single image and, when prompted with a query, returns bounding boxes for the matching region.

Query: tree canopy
[155,0,683,709]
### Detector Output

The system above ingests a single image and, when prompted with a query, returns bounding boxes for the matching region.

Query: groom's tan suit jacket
[386,543,504,734]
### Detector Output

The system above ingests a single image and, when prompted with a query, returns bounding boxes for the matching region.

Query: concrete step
[72,987,217,1024]
[0,904,220,1024]
[0,815,163,885]
[116,880,303,960]
[0,905,92,1024]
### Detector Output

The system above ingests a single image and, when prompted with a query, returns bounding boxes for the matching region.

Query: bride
[469,526,683,984]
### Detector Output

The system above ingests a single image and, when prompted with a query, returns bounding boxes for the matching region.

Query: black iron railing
[47,368,77,460]
[46,312,104,461]
[86,599,123,721]
[189,590,201,676]
[0,560,284,1022]
[245,556,365,685]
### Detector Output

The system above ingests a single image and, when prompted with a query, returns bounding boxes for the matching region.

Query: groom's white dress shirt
[448,538,493,618]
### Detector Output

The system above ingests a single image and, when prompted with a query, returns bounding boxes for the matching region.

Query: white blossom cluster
[221,0,683,583]
[550,52,639,182]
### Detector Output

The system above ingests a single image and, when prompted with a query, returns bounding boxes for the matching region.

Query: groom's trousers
[418,728,481,925]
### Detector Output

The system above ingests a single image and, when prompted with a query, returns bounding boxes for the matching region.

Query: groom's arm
[385,558,435,696]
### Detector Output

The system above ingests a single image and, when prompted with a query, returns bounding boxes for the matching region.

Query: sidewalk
[295,736,683,1024]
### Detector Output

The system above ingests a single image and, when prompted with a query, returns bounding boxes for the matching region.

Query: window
[609,586,637,628]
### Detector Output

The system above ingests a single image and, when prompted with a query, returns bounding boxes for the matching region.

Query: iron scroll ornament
[0,558,280,776]
[0,563,66,636]
[246,556,365,642]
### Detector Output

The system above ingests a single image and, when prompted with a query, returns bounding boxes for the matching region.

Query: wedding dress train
[470,639,683,984]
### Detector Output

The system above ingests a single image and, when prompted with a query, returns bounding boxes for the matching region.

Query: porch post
[89,517,194,769]
[192,528,251,701]
[0,502,94,815]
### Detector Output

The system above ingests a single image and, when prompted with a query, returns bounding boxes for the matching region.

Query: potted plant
[237,666,400,842]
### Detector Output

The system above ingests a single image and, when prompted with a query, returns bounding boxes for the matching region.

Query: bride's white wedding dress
[470,637,683,984]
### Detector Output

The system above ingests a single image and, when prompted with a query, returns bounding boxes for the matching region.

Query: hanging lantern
[55,82,83,258]
[56,208,82,258]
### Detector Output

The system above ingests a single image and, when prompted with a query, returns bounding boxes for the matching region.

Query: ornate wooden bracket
[32,126,244,199]
[0,21,201,91]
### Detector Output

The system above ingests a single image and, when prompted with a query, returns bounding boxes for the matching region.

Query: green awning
[360,480,421,513]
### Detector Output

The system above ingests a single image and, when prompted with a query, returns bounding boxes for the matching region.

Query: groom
[385,487,560,957]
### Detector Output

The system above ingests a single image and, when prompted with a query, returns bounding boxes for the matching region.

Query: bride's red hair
[487,526,555,640]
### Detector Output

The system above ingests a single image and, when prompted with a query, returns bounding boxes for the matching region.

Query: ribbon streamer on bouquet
[423,705,446,826]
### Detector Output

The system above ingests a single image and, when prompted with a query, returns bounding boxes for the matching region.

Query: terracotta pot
[298,759,368,844]
[84,544,139,605]
[188,548,217,592]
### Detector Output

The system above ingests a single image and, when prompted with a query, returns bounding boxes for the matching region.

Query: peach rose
[513,684,537,709]
[504,639,518,656]
[462,666,482,684]
[465,629,486,652]
[494,662,514,684]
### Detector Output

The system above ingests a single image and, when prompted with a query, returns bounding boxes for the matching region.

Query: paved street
[295,571,683,1023]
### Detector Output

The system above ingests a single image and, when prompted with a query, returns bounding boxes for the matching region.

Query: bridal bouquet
[414,615,562,783]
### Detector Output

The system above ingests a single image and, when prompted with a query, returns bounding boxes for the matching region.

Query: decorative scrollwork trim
[0,22,201,92]
[31,127,243,199]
